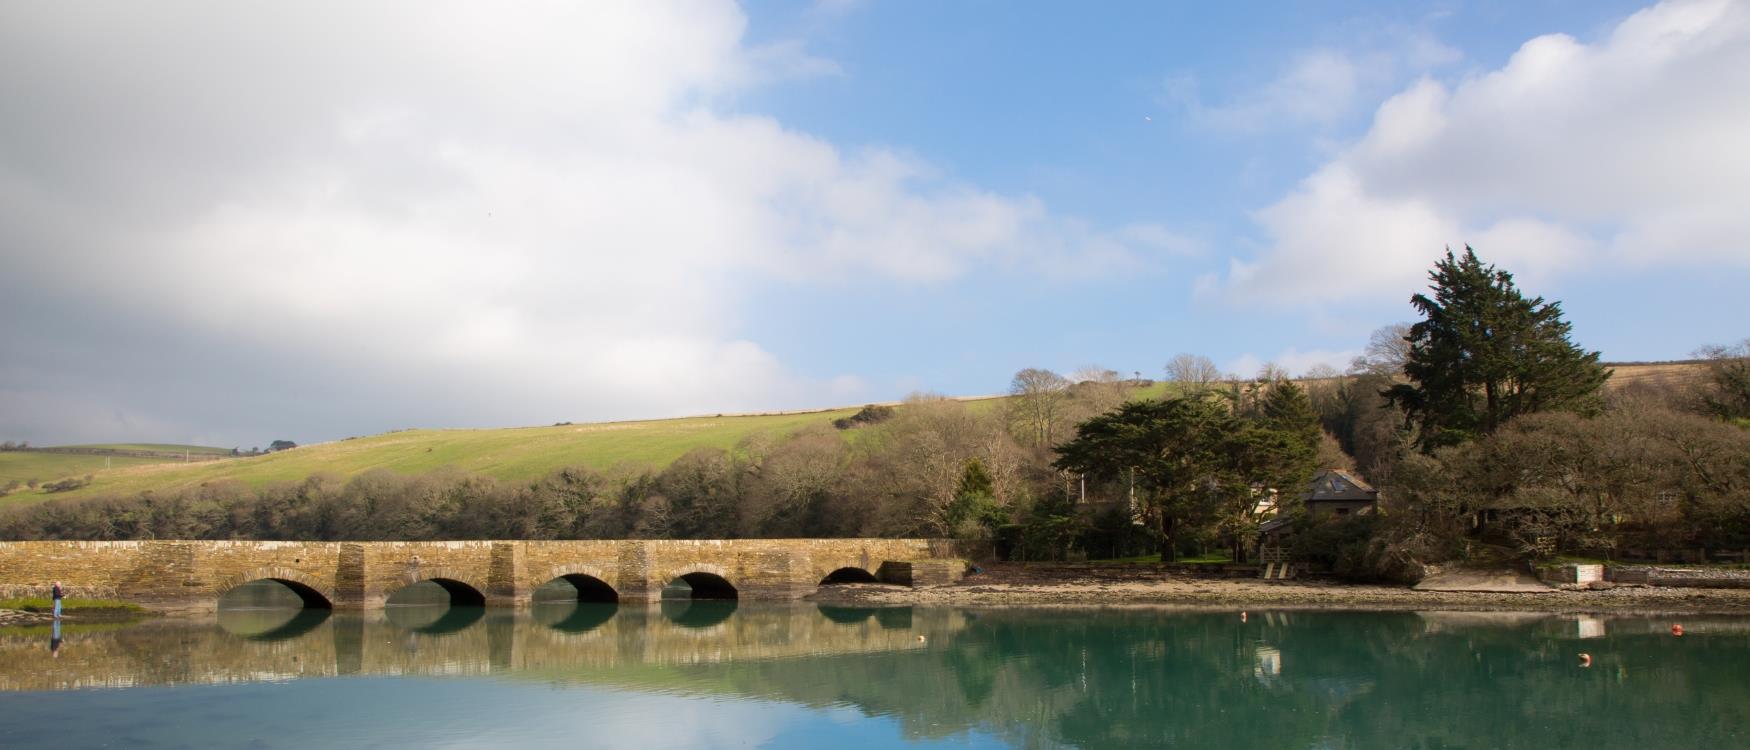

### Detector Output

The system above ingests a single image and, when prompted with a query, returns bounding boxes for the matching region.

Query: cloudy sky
[3,0,1747,447]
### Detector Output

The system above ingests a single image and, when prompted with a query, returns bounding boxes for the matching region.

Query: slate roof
[1258,516,1294,535]
[1301,469,1378,504]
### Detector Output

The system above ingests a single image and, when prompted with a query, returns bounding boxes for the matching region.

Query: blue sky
[733,0,1743,387]
[1,0,1746,445]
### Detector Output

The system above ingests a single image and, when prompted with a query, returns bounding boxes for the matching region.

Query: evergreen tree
[1054,398,1234,560]
[1387,247,1608,450]
[945,458,1002,539]
[955,458,995,499]
[1261,380,1321,458]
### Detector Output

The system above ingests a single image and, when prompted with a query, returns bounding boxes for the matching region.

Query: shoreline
[808,566,1750,614]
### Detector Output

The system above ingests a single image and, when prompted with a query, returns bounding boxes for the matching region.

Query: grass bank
[0,597,145,614]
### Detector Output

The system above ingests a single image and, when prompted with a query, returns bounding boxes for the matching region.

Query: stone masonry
[0,538,961,609]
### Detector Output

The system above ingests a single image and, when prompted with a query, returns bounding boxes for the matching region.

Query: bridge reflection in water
[2,600,952,692]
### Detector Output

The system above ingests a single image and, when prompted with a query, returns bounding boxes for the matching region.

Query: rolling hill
[0,361,1708,508]
[0,444,236,489]
[0,409,869,506]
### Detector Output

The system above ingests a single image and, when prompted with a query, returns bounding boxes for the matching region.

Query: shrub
[832,404,896,430]
[41,477,90,493]
[1290,514,1380,579]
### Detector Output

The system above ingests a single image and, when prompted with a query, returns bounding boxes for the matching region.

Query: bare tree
[859,396,1005,536]
[1164,353,1221,394]
[1254,362,1289,383]
[1349,323,1413,376]
[1072,365,1128,407]
[1694,339,1750,421]
[1008,368,1071,448]
[742,426,845,536]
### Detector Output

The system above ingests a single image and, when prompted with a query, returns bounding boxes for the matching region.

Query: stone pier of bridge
[0,538,962,609]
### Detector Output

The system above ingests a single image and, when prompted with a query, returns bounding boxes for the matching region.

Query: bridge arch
[385,571,488,607]
[662,566,738,600]
[818,566,880,586]
[217,568,336,609]
[529,565,619,603]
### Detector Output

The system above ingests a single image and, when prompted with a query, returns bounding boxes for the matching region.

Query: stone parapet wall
[0,538,955,608]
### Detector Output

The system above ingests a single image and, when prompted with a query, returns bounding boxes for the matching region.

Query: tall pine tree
[1387,247,1609,450]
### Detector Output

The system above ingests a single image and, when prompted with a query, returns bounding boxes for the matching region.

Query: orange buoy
[1578,653,1592,667]
[1672,623,1684,636]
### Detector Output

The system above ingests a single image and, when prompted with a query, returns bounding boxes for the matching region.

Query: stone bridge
[0,539,961,609]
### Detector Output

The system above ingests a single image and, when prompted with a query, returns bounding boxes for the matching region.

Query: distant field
[0,409,866,506]
[1601,361,1710,389]
[0,443,237,493]
[0,452,174,487]
[58,443,236,455]
[0,361,1706,509]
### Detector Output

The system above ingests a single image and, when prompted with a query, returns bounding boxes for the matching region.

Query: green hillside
[0,408,864,506]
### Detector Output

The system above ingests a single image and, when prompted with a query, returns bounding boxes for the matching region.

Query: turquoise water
[1,603,1745,748]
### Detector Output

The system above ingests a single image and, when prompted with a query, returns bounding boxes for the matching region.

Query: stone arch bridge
[0,539,961,608]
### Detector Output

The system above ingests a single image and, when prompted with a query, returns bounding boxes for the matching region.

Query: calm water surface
[0,600,1745,749]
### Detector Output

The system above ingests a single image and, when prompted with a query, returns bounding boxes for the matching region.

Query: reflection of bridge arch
[817,604,878,625]
[217,568,335,609]
[218,607,334,641]
[385,602,486,634]
[386,572,487,607]
[532,601,620,634]
[661,598,738,629]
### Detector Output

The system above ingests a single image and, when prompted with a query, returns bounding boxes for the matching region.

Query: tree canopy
[1053,394,1317,561]
[1386,247,1608,450]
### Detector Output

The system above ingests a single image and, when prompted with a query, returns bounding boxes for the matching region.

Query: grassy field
[0,408,866,506]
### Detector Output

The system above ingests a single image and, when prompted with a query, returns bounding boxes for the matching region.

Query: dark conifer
[1387,247,1609,449]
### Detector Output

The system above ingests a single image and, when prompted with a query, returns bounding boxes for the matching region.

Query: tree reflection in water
[8,606,1750,749]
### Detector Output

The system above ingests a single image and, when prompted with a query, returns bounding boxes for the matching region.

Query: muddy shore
[809,563,1750,614]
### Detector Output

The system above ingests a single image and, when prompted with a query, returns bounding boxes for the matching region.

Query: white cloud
[0,1,1168,443]
[1214,0,1750,305]
[1166,50,1363,131]
[1166,22,1463,133]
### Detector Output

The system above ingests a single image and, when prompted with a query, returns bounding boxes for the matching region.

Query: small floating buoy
[916,634,927,642]
[1578,653,1592,667]
[1240,611,1248,623]
[1672,623,1684,637]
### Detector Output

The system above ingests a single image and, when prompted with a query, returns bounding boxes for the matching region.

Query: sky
[2,0,1747,448]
